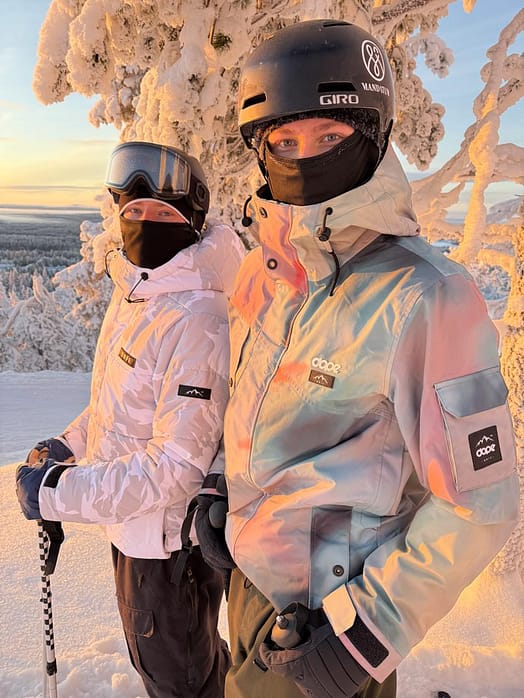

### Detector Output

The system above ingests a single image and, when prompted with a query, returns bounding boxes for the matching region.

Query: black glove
[259,603,369,698]
[27,438,74,465]
[16,458,58,520]
[194,473,236,571]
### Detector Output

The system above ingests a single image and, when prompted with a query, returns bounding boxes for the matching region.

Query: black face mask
[119,218,199,269]
[262,131,379,206]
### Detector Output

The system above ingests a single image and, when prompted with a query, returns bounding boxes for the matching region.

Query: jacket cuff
[42,463,74,488]
[322,584,401,683]
[39,464,75,520]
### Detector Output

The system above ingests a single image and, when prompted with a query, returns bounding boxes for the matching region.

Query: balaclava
[118,187,200,269]
[254,109,381,206]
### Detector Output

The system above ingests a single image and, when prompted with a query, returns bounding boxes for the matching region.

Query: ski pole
[38,520,62,698]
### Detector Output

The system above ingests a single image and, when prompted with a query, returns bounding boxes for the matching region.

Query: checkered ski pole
[38,520,59,698]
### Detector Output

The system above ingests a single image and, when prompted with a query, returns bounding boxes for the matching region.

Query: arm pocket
[435,367,516,493]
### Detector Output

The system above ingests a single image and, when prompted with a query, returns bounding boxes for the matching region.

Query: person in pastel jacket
[195,20,519,698]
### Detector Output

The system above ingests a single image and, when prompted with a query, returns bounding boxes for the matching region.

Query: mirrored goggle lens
[105,143,191,197]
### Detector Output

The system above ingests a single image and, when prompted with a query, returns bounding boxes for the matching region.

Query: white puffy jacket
[39,222,244,558]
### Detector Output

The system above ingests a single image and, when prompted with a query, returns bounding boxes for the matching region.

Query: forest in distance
[0,210,101,295]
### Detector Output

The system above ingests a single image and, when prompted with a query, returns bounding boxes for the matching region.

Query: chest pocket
[98,349,155,439]
[435,367,516,492]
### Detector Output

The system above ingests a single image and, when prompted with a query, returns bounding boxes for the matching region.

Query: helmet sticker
[361,40,386,81]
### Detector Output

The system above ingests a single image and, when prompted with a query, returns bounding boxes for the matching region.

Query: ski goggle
[105,142,193,199]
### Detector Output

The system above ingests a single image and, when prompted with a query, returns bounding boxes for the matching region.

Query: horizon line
[0,203,101,211]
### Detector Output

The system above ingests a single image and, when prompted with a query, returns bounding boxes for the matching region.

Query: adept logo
[311,356,342,375]
[468,426,502,471]
[361,40,386,81]
[308,356,341,387]
[178,384,212,400]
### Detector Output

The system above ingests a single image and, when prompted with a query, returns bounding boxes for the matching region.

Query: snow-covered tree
[8,0,461,368]
[0,274,77,371]
[407,7,523,573]
[32,0,459,233]
[0,206,114,372]
[411,7,523,260]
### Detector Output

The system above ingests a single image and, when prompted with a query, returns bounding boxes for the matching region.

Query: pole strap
[170,497,199,585]
[40,520,64,576]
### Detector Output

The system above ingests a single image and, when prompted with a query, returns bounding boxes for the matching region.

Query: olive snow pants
[112,545,230,698]
[225,568,396,698]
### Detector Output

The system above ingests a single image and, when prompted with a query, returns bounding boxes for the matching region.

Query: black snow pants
[112,544,230,698]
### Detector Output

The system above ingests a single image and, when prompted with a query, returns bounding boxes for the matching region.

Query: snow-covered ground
[0,370,522,697]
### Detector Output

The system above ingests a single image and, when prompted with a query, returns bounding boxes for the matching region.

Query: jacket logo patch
[311,356,342,374]
[468,426,502,470]
[309,370,335,389]
[178,385,212,400]
[118,347,136,368]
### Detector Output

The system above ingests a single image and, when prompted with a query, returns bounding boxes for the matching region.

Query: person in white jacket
[16,141,245,698]
[194,20,519,698]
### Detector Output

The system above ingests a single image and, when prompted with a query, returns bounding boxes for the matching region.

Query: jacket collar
[249,146,420,286]
[106,222,243,299]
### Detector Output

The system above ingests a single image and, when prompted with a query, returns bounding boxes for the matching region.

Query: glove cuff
[43,463,75,488]
[323,584,399,682]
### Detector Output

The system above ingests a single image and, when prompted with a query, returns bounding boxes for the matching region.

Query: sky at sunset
[0,0,522,210]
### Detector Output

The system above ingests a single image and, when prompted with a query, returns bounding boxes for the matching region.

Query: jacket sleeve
[61,406,90,460]
[39,312,230,525]
[325,273,519,681]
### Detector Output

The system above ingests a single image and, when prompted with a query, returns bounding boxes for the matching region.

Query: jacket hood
[250,146,420,280]
[107,221,244,299]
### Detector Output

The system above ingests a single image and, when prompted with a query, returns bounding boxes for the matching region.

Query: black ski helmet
[238,20,395,158]
[105,141,210,231]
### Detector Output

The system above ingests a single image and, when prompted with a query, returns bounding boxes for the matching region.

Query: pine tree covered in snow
[19,0,464,365]
[31,0,461,229]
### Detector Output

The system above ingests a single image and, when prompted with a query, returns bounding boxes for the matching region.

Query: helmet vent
[318,82,356,93]
[242,93,267,109]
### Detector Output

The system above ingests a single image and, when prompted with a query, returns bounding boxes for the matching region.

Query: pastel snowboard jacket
[223,147,519,681]
[39,222,244,558]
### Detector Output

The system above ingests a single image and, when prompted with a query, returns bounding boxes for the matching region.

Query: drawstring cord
[104,248,118,279]
[125,272,149,303]
[328,248,341,297]
[317,207,332,241]
[241,195,253,227]
[105,249,149,302]
[316,207,341,296]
